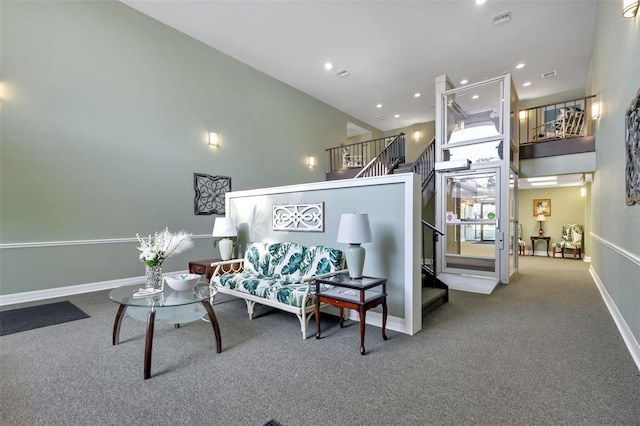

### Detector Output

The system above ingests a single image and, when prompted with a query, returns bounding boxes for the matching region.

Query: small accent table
[314,273,387,355]
[188,258,222,281]
[109,283,221,379]
[530,236,551,257]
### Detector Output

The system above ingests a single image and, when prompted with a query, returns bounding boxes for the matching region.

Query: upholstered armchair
[552,224,584,259]
[518,224,525,255]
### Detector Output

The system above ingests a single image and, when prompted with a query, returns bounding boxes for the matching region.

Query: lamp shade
[337,213,372,244]
[212,217,237,237]
[536,214,547,222]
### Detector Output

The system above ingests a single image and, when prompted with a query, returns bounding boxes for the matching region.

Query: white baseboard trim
[0,269,189,307]
[589,266,640,372]
[303,303,408,335]
[346,309,407,335]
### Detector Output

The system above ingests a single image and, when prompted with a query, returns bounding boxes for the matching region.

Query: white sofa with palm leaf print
[209,241,345,339]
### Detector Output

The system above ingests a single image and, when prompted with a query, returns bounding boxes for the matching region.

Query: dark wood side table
[530,236,551,256]
[188,258,221,281]
[314,272,387,355]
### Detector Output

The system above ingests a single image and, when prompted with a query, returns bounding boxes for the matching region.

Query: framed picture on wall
[625,88,640,206]
[533,199,551,216]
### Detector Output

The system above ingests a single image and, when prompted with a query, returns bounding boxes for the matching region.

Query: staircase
[326,134,448,316]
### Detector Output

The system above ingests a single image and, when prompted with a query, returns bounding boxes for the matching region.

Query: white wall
[225,174,423,335]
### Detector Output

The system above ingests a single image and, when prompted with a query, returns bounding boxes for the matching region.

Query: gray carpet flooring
[1,256,639,425]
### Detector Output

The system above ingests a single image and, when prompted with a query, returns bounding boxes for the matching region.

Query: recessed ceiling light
[414,92,421,98]
[472,95,479,100]
[376,104,382,109]
[394,114,400,118]
[324,62,333,70]
[460,79,468,85]
[476,0,487,4]
[516,63,525,69]
[523,82,531,87]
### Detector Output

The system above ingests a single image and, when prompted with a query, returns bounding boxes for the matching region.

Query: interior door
[441,168,501,278]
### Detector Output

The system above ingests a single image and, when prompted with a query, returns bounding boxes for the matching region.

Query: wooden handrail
[325,134,403,173]
[354,133,405,178]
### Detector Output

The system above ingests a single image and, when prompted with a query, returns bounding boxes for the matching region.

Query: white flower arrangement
[136,228,194,267]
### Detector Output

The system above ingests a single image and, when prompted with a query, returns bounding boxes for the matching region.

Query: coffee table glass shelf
[109,282,221,379]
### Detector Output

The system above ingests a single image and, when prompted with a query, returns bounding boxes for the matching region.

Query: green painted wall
[0,0,376,295]
[518,186,590,256]
[384,121,435,164]
[588,1,640,344]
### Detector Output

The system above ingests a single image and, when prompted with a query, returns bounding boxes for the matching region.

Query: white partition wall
[224,173,423,336]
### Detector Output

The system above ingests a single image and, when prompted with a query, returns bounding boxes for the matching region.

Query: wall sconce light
[519,110,526,121]
[307,156,315,167]
[414,131,420,141]
[209,132,218,147]
[623,0,638,18]
[580,187,587,197]
[591,101,600,120]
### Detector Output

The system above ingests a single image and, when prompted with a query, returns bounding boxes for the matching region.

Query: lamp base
[345,244,365,279]
[538,228,544,236]
[218,238,234,261]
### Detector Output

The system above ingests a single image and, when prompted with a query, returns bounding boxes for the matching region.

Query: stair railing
[325,134,404,173]
[408,136,436,191]
[354,133,405,178]
[422,219,447,301]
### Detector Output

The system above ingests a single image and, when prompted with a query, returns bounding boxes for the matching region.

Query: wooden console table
[530,236,551,257]
[188,258,221,281]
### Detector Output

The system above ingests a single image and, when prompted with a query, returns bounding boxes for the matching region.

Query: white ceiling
[517,173,590,190]
[120,0,598,133]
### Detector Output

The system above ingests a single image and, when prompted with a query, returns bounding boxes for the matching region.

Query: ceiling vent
[336,69,350,78]
[376,115,386,120]
[541,70,557,78]
[492,10,511,25]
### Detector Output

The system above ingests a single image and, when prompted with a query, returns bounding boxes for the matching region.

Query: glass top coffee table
[109,282,221,379]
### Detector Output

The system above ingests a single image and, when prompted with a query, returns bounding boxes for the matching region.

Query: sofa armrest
[301,268,349,284]
[210,258,245,279]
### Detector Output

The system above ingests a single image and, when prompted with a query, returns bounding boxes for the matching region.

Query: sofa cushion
[266,242,305,280]
[266,281,335,307]
[243,242,270,276]
[300,245,343,279]
[213,271,297,298]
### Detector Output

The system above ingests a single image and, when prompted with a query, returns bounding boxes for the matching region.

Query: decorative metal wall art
[272,202,324,232]
[625,88,640,206]
[193,173,231,215]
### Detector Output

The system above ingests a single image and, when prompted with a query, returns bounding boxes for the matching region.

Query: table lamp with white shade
[337,213,372,279]
[212,217,237,261]
[536,214,547,236]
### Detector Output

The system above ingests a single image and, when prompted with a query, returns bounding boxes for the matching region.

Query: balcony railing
[325,134,404,173]
[517,95,596,145]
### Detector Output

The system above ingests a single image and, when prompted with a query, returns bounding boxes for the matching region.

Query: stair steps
[422,287,447,315]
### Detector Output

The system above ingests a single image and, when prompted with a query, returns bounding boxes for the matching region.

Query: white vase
[218,238,234,261]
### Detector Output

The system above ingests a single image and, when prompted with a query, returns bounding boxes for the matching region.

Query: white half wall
[224,173,423,336]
